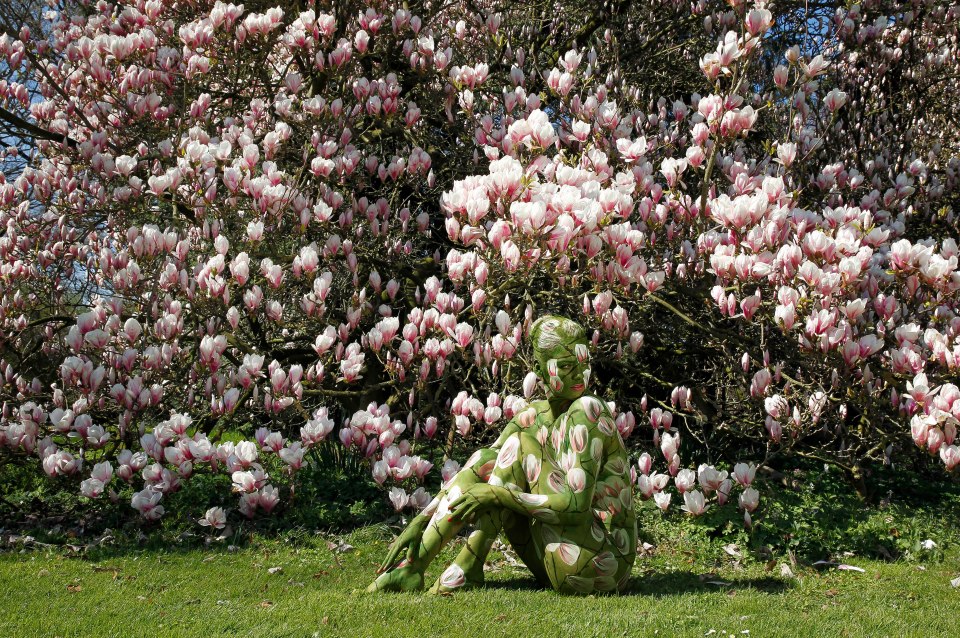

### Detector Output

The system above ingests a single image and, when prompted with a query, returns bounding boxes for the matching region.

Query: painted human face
[539,341,591,400]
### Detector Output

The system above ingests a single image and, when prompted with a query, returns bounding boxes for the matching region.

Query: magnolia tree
[0,0,957,530]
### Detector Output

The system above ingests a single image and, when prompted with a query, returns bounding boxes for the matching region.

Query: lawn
[2,525,959,638]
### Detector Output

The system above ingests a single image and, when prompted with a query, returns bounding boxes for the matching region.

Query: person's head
[529,315,591,400]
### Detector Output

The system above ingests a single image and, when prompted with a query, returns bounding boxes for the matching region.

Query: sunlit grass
[2,525,959,638]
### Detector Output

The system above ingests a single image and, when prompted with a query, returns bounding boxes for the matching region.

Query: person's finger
[449,495,471,514]
[380,532,410,572]
[378,548,394,572]
[449,499,475,522]
[406,535,421,562]
[378,547,398,573]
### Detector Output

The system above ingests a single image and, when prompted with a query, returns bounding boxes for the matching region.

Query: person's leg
[538,518,605,594]
[429,430,545,592]
[540,519,636,594]
[427,505,508,592]
[502,515,552,586]
[538,421,637,594]
[367,447,496,592]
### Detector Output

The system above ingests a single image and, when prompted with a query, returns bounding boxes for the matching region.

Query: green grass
[3,525,959,638]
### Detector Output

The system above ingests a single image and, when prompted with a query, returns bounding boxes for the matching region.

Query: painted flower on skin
[495,434,520,468]
[567,467,587,493]
[593,551,619,577]
[547,470,567,493]
[516,492,548,505]
[590,437,604,463]
[570,424,589,453]
[439,563,466,589]
[582,397,602,423]
[597,415,615,436]
[564,575,595,594]
[532,508,560,523]
[546,541,582,566]
[523,454,542,483]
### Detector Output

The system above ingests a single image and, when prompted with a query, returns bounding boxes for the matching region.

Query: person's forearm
[487,485,588,526]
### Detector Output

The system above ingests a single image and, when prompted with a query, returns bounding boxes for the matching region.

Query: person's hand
[447,483,499,522]
[377,513,429,573]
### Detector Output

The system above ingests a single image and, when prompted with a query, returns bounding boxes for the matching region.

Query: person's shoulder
[522,399,555,418]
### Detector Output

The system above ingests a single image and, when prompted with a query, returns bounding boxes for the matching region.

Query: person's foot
[365,564,425,593]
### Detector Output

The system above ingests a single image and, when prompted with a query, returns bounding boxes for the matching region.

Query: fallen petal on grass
[837,565,865,573]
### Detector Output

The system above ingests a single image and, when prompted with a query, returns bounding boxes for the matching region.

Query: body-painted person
[367,316,637,594]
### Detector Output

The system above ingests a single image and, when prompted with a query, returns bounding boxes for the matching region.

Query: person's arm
[452,396,613,527]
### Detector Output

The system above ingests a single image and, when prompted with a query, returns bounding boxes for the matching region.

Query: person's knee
[517,430,542,452]
[460,447,498,482]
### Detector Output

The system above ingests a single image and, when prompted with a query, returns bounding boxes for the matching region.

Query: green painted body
[368,316,637,595]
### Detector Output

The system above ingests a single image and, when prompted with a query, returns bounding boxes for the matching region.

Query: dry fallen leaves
[324,540,354,554]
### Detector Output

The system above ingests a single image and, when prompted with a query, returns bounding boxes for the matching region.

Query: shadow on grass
[626,570,791,596]
[481,571,792,596]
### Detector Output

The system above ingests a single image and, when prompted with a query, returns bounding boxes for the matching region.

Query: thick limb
[431,429,546,592]
[427,505,508,593]
[367,445,499,592]
[450,397,612,526]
